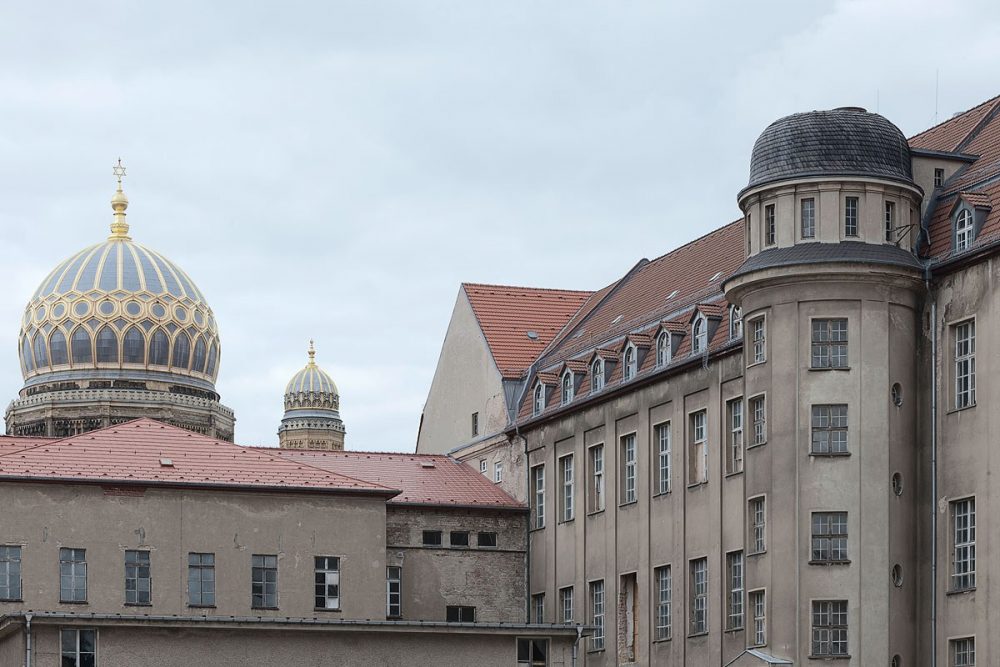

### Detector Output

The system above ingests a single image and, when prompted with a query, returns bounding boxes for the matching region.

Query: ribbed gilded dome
[283,341,340,414]
[17,175,220,392]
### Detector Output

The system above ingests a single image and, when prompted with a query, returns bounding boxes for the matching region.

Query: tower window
[801,198,816,239]
[764,204,776,246]
[885,201,896,242]
[844,197,859,237]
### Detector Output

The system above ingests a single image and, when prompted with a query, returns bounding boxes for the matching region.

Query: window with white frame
[479,459,487,474]
[801,198,816,238]
[654,565,671,640]
[654,422,671,495]
[531,465,545,529]
[386,566,402,617]
[952,497,976,591]
[956,209,975,251]
[726,551,744,630]
[314,556,340,610]
[750,590,766,647]
[590,580,605,650]
[561,370,574,405]
[60,628,96,667]
[591,358,604,393]
[623,345,637,381]
[689,410,707,484]
[589,444,605,512]
[0,546,21,601]
[750,395,767,446]
[811,318,848,368]
[124,550,151,605]
[765,204,776,245]
[955,320,976,409]
[560,586,574,624]
[811,405,849,455]
[749,317,765,364]
[494,461,503,483]
[252,554,278,609]
[885,201,896,242]
[620,433,637,504]
[730,306,742,340]
[727,398,744,475]
[689,558,708,635]
[533,383,545,416]
[951,637,975,666]
[749,497,766,554]
[811,600,848,657]
[532,593,545,623]
[560,454,574,522]
[811,512,849,563]
[656,331,671,367]
[59,547,87,603]
[844,196,859,236]
[692,317,707,354]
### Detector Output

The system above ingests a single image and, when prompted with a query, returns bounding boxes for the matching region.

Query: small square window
[477,531,498,548]
[450,531,470,547]
[422,530,443,547]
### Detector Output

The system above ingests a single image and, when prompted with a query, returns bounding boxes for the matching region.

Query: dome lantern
[278,341,346,451]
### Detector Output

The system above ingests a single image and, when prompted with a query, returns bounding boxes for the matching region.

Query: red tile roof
[0,436,55,456]
[0,419,395,496]
[910,95,1000,152]
[463,283,593,379]
[271,449,524,509]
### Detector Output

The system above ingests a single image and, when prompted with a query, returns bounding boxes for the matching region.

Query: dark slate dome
[743,107,913,194]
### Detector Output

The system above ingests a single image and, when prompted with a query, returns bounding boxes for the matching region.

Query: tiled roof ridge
[462,282,593,295]
[909,94,1000,149]
[0,436,59,458]
[258,447,454,460]
[0,418,165,458]
[247,447,399,493]
[643,218,743,265]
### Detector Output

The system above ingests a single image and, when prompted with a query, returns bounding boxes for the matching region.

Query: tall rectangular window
[844,196,859,236]
[955,320,976,409]
[885,201,896,242]
[251,554,278,609]
[750,590,766,647]
[531,465,545,529]
[560,454,574,522]
[764,204,776,245]
[479,459,487,474]
[590,580,605,650]
[559,586,574,624]
[314,556,340,610]
[0,546,21,601]
[387,566,402,617]
[811,512,849,563]
[951,637,975,666]
[471,412,479,437]
[750,395,767,446]
[811,600,848,657]
[811,318,848,368]
[750,317,765,364]
[124,550,151,605]
[726,551,744,630]
[589,444,605,513]
[654,565,671,640]
[60,628,96,667]
[654,422,671,495]
[59,547,87,603]
[689,558,708,635]
[727,398,744,475]
[188,552,215,607]
[620,433,637,504]
[952,497,976,591]
[801,198,816,238]
[532,593,545,623]
[689,410,707,484]
[494,461,503,483]
[811,405,849,455]
[749,497,766,554]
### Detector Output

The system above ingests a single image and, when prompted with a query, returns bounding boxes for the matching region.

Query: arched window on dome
[96,327,118,363]
[123,328,145,364]
[172,332,191,369]
[71,328,92,365]
[21,336,34,373]
[149,330,169,366]
[32,333,49,369]
[49,330,68,366]
[206,343,218,376]
[192,336,207,373]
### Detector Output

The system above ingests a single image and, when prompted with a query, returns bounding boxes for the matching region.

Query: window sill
[947,587,976,596]
[809,655,850,660]
[810,452,851,458]
[746,360,766,369]
[557,517,575,525]
[687,631,709,639]
[748,550,767,558]
[0,598,23,603]
[652,636,672,644]
[618,500,637,508]
[809,560,851,566]
[747,442,767,449]
[946,404,976,415]
[652,490,672,499]
[724,470,744,479]
[587,509,606,517]
[252,606,280,611]
[124,603,152,607]
[529,526,545,533]
[188,605,216,609]
[586,648,605,654]
[724,627,744,634]
[59,600,89,605]
[687,481,708,490]
[314,607,343,613]
[808,366,851,372]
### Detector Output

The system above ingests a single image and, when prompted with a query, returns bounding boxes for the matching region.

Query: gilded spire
[109,158,130,240]
[308,339,316,366]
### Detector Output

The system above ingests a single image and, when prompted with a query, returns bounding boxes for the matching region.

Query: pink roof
[0,419,395,496]
[463,283,592,379]
[272,449,524,510]
[0,436,55,456]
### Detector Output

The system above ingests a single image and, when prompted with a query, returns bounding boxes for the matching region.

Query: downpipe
[928,277,938,667]
[24,612,32,667]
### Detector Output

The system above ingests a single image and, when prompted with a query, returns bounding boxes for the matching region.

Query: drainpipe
[514,363,537,623]
[24,613,32,667]
[926,267,938,667]
[571,624,583,667]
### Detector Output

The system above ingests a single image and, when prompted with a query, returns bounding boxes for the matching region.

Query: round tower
[724,108,924,665]
[278,341,345,450]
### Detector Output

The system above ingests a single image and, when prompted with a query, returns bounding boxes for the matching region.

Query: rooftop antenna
[876,88,880,114]
[934,70,940,125]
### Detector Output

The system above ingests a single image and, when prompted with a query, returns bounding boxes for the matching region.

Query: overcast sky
[1,0,998,450]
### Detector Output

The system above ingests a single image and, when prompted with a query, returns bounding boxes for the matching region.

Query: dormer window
[729,306,743,340]
[956,209,975,251]
[693,316,708,354]
[656,331,671,367]
[623,345,637,381]
[533,383,545,416]
[561,370,574,405]
[591,358,604,393]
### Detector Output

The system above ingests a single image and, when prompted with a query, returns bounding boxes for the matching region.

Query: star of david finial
[112,158,126,188]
